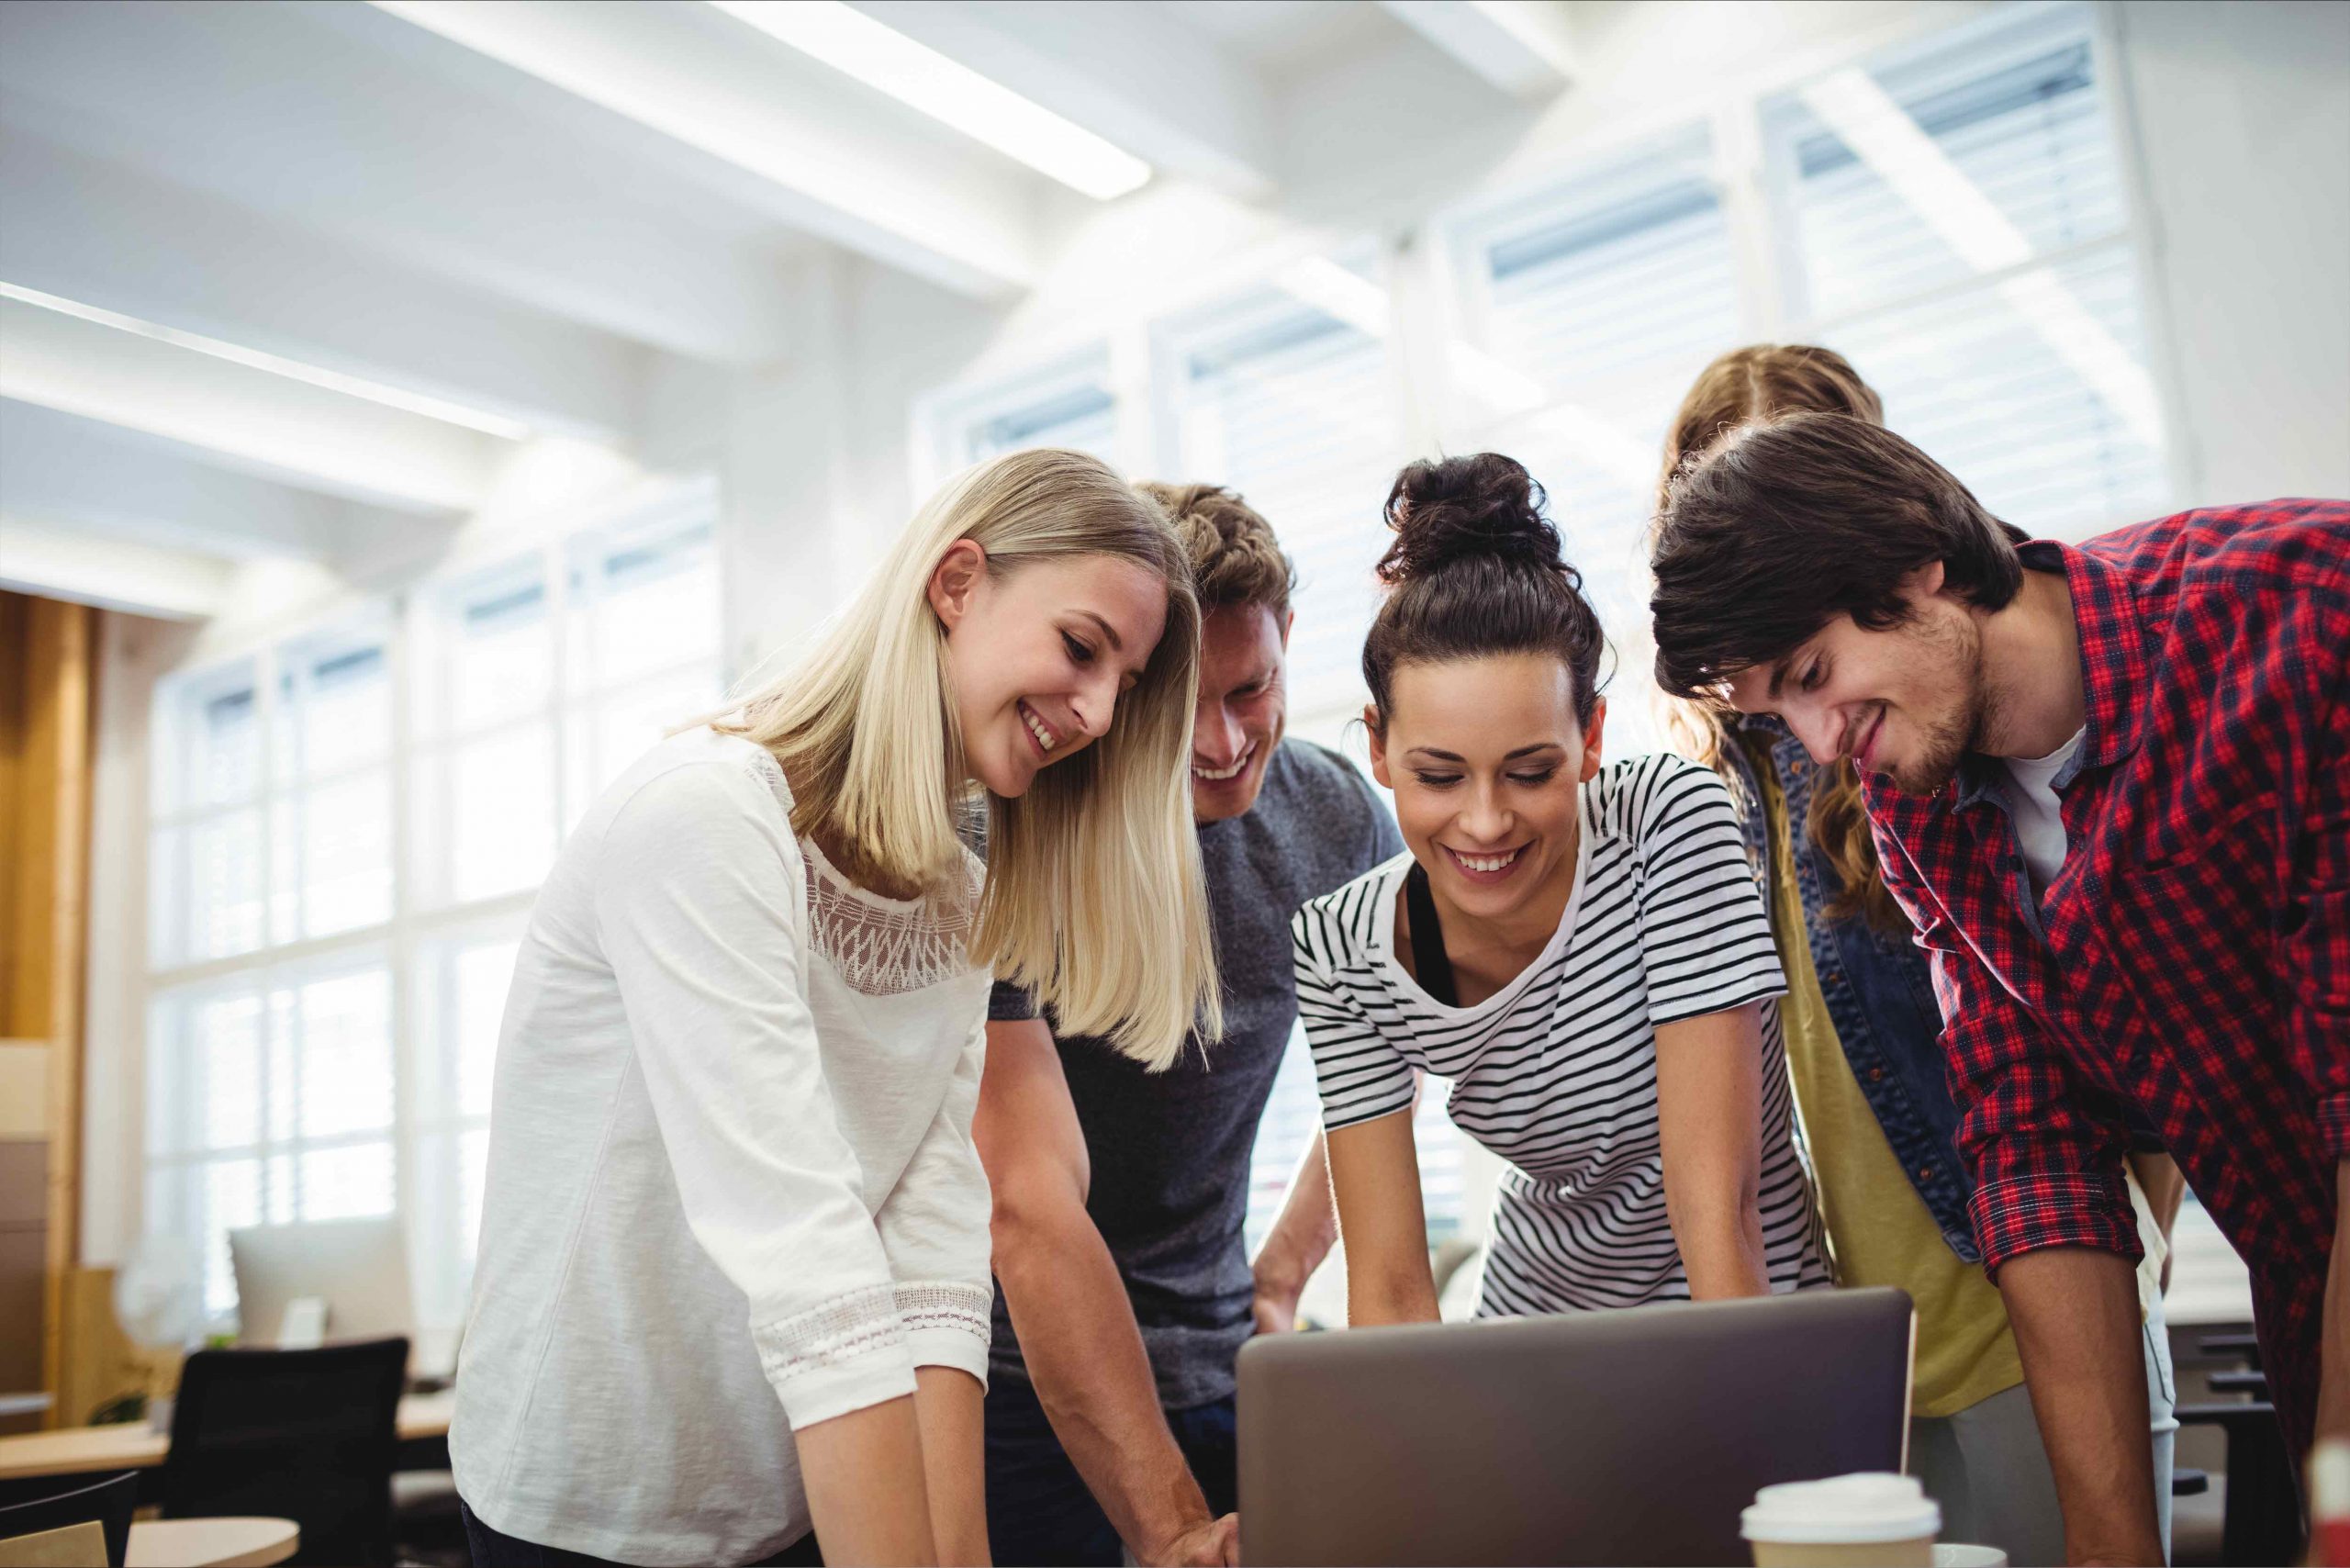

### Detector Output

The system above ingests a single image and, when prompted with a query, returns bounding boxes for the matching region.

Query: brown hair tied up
[1364,453,1606,729]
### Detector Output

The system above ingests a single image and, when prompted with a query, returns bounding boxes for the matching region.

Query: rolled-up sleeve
[1872,820,2139,1276]
[873,1014,994,1384]
[595,763,914,1430]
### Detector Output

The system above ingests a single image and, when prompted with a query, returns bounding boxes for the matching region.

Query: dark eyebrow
[1078,610,1124,653]
[1404,745,1564,764]
[1767,655,1796,703]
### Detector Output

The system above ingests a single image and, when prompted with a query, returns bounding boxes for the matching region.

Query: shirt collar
[1946,539,2147,814]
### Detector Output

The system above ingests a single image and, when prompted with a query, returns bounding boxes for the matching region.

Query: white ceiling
[0,0,1577,618]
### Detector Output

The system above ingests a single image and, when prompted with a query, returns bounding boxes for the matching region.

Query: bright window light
[0,281,531,441]
[1798,70,2162,444]
[709,1,1151,201]
[1271,257,1647,484]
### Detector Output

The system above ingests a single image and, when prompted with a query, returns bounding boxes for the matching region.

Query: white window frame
[137,476,722,1342]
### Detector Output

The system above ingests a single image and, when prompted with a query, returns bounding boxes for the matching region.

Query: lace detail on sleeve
[755,1282,905,1384]
[895,1281,991,1346]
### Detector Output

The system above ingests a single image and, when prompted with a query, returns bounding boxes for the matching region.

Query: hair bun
[1376,453,1567,587]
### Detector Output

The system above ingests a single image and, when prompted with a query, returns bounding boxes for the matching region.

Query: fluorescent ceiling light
[709,0,1151,201]
[0,281,531,441]
[1799,70,2162,445]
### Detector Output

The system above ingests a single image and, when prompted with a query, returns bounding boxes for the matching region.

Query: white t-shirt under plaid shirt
[1292,752,1830,1313]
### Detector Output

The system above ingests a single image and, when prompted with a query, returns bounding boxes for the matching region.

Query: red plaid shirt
[1863,500,2350,1459]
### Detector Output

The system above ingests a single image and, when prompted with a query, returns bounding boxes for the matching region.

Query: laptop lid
[1238,1286,1915,1566]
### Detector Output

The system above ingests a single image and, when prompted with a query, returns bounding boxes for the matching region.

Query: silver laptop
[229,1216,417,1354]
[1238,1285,1915,1566]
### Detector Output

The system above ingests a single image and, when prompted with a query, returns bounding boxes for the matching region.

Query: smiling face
[1369,653,1605,929]
[1721,572,1986,795]
[929,543,1169,800]
[1190,602,1291,823]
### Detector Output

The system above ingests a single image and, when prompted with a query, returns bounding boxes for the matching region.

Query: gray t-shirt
[989,738,1403,1409]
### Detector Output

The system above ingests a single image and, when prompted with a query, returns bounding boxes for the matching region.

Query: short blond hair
[718,449,1221,1069]
[1139,482,1293,621]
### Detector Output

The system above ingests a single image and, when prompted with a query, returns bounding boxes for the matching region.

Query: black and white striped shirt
[1292,752,1830,1314]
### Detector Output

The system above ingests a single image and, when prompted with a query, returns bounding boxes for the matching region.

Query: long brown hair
[1655,345,1904,933]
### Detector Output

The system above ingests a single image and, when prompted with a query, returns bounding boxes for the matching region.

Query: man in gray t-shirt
[977,485,1402,1568]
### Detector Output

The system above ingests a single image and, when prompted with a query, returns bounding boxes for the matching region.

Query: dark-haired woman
[1292,454,1829,1327]
[1659,346,2177,1568]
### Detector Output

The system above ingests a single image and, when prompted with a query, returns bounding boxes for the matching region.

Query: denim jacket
[1719,715,1982,1263]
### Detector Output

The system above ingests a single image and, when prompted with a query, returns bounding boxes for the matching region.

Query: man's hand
[1143,1512,1239,1566]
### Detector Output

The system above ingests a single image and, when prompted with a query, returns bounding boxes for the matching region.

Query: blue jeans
[984,1372,1237,1566]
[458,1499,821,1568]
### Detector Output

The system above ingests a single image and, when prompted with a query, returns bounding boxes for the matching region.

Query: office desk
[126,1517,299,1568]
[0,1392,453,1485]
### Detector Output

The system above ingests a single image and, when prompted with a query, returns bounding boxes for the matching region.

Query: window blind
[1172,297,1394,732]
[1459,137,1742,756]
[1769,6,2166,536]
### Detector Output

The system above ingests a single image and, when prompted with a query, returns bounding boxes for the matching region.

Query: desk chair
[0,1473,138,1567]
[2176,1331,2306,1566]
[162,1338,408,1568]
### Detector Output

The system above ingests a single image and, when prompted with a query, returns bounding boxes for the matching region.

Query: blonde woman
[452,450,1220,1568]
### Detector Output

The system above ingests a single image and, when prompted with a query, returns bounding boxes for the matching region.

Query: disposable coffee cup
[1741,1473,1941,1567]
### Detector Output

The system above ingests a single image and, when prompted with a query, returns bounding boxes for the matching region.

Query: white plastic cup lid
[1741,1473,1943,1544]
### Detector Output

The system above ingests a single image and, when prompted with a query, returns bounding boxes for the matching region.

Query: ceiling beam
[1378,1,1576,100]
[0,400,404,563]
[849,1,1275,200]
[0,519,230,622]
[0,131,644,444]
[1,297,492,514]
[366,0,1043,299]
[0,1,798,362]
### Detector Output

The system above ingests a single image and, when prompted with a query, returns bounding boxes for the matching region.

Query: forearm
[2125,1152,2185,1240]
[1999,1247,2162,1564]
[1671,1197,1772,1300]
[996,1211,1209,1557]
[2320,1160,2350,1445]
[1346,1259,1441,1327]
[1254,1129,1338,1314]
[796,1394,939,1565]
[912,1367,988,1566]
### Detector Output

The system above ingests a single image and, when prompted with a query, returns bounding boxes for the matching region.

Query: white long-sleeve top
[451,727,993,1566]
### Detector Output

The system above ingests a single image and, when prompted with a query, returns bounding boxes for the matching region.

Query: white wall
[2117,0,2350,504]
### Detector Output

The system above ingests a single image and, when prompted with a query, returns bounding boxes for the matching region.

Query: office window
[1765,5,2166,532]
[1164,275,1396,741]
[146,957,396,1317]
[143,484,721,1332]
[1450,131,1742,756]
[925,353,1122,490]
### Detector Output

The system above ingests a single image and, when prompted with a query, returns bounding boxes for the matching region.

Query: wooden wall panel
[0,590,95,1428]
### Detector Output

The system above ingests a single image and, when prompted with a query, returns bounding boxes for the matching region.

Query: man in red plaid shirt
[1650,411,2347,1566]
